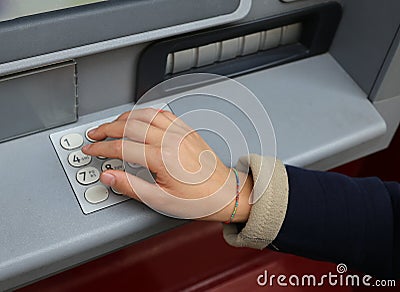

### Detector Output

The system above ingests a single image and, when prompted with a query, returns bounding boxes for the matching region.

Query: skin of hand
[82,108,253,222]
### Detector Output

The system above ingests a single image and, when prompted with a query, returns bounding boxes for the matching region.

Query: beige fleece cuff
[223,155,289,250]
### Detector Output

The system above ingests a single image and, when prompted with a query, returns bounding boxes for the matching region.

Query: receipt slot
[1,0,400,290]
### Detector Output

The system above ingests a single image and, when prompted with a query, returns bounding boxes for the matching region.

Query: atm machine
[1,0,399,290]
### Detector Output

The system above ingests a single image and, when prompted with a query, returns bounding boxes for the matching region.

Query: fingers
[101,170,158,202]
[128,108,173,130]
[101,170,140,200]
[82,140,160,169]
[101,170,164,205]
[114,111,131,122]
[162,110,193,132]
[87,120,126,141]
[121,108,191,133]
[124,119,164,144]
[88,119,164,145]
[87,108,180,143]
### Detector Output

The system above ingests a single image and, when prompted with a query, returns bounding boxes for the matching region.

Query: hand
[82,108,253,222]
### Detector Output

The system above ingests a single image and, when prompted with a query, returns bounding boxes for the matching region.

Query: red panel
[331,127,400,180]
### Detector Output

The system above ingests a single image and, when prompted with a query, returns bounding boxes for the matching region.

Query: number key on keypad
[76,166,100,185]
[85,185,109,204]
[60,133,83,150]
[101,159,125,172]
[68,150,92,167]
[85,126,101,143]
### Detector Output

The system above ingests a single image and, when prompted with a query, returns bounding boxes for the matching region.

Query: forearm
[223,157,399,279]
[273,166,396,279]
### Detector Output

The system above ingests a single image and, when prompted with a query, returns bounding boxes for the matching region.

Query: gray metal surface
[242,0,342,22]
[308,95,400,171]
[330,0,400,95]
[0,0,240,63]
[0,54,388,290]
[76,43,148,115]
[0,0,250,76]
[372,32,400,101]
[0,0,341,77]
[0,103,185,291]
[0,61,77,142]
[0,0,106,21]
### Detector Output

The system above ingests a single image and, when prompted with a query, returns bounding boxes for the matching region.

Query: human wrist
[222,156,289,249]
[200,168,252,222]
[230,171,253,223]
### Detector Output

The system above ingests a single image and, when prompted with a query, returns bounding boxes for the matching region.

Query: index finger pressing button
[85,126,100,143]
[68,150,92,167]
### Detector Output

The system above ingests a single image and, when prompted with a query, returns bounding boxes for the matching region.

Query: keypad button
[85,126,99,143]
[111,187,123,196]
[102,159,125,172]
[84,185,109,204]
[60,133,83,150]
[68,150,92,168]
[136,169,156,183]
[76,167,100,185]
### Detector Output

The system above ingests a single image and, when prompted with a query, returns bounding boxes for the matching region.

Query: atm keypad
[50,103,169,214]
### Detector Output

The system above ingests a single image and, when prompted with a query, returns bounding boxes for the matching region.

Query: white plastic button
[60,133,83,150]
[102,159,125,172]
[85,126,100,143]
[281,23,302,45]
[173,48,197,73]
[261,27,282,50]
[111,187,123,195]
[84,185,109,204]
[197,43,219,67]
[220,38,241,61]
[136,169,156,183]
[68,150,92,168]
[242,32,261,55]
[76,167,100,185]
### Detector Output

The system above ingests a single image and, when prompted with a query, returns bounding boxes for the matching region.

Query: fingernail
[101,172,115,186]
[82,144,91,152]
[158,109,165,113]
[88,129,96,136]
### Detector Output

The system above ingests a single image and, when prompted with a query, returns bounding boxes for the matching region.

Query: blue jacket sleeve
[271,166,400,279]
